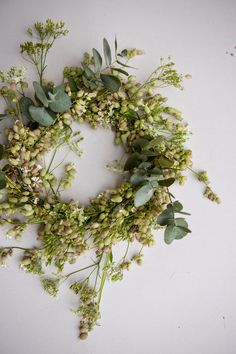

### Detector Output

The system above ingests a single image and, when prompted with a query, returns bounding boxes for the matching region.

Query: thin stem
[97,253,110,305]
[46,148,58,173]
[0,246,42,251]
[122,241,130,262]
[64,262,99,280]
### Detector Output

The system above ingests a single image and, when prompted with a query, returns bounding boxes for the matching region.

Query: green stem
[97,253,110,305]
[64,262,99,280]
[0,246,42,251]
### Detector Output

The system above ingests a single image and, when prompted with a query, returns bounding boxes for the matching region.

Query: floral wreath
[0,20,220,341]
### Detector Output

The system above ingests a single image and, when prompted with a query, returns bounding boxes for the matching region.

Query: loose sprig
[0,20,220,341]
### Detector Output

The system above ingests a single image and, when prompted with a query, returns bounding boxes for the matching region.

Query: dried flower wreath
[0,19,219,340]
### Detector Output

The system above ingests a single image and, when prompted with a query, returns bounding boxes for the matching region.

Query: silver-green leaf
[103,38,112,66]
[29,106,54,126]
[134,183,154,207]
[100,74,121,92]
[48,91,71,113]
[33,81,48,107]
[93,48,102,72]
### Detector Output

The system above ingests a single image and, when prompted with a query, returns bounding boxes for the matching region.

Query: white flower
[0,66,27,84]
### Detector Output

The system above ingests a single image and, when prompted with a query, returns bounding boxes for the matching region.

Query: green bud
[111,195,122,203]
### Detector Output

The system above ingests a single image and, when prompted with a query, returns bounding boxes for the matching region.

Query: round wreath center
[48,122,125,205]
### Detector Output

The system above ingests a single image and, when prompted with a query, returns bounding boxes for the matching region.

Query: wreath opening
[0,19,220,341]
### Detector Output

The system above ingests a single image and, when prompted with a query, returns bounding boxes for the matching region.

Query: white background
[0,1,235,353]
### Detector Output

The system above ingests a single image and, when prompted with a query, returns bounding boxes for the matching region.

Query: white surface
[0,0,235,353]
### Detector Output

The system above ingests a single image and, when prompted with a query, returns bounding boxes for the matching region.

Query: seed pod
[79,332,88,340]
[21,258,31,266]
[111,195,122,203]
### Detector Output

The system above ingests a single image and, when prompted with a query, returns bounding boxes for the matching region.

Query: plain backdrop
[0,1,235,354]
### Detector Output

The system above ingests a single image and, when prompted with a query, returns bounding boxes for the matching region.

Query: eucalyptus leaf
[132,138,149,150]
[33,81,48,107]
[151,167,163,175]
[143,136,165,150]
[157,207,173,226]
[130,171,147,186]
[19,96,34,119]
[100,74,121,92]
[116,59,136,69]
[134,183,154,207]
[48,91,71,113]
[82,63,95,79]
[124,152,142,171]
[103,38,112,66]
[164,225,180,244]
[53,84,65,95]
[138,162,152,170]
[158,178,175,187]
[93,48,102,72]
[0,169,6,189]
[111,67,129,76]
[172,201,183,212]
[29,106,54,126]
[157,156,174,168]
[67,78,77,92]
[82,75,97,90]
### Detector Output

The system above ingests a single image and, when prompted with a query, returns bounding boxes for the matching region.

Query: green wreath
[0,19,220,340]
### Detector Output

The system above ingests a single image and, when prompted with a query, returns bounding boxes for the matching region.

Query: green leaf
[172,201,183,212]
[53,84,65,95]
[164,225,178,244]
[150,167,163,176]
[29,106,54,126]
[19,96,34,119]
[132,138,149,150]
[174,218,191,238]
[111,67,129,76]
[33,81,48,107]
[143,136,165,150]
[130,171,147,186]
[157,156,174,168]
[158,178,175,187]
[93,48,102,72]
[67,78,77,92]
[164,218,191,244]
[100,74,121,92]
[103,38,112,66]
[82,75,97,90]
[157,207,173,226]
[109,251,113,263]
[124,152,142,171]
[134,183,154,207]
[82,63,95,79]
[138,162,152,170]
[0,170,6,189]
[116,59,136,69]
[172,201,191,215]
[48,91,71,113]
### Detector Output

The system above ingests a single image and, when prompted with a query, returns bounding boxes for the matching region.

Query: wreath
[0,19,220,341]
